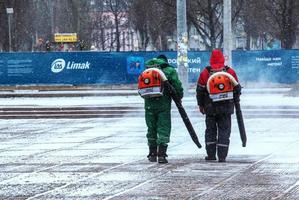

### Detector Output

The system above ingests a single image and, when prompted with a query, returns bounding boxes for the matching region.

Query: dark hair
[157,54,168,63]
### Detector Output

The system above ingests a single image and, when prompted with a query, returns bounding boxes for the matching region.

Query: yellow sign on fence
[54,33,77,43]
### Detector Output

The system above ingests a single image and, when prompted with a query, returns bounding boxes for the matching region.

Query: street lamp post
[177,0,189,94]
[6,8,14,52]
[49,0,54,34]
[223,0,232,66]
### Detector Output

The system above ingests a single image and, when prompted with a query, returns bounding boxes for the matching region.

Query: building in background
[90,0,140,52]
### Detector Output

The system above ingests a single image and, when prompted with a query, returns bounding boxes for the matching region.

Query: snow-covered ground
[0,87,297,107]
[0,87,298,199]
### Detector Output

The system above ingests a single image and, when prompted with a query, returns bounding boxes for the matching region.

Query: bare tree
[69,0,92,45]
[235,0,267,50]
[1,0,298,52]
[51,0,92,46]
[234,0,299,50]
[0,0,36,51]
[90,1,111,51]
[33,0,52,43]
[129,0,151,50]
[13,1,35,51]
[151,0,176,50]
[187,0,223,50]
[0,0,93,51]
[0,0,9,51]
[103,0,132,51]
[263,0,299,49]
[129,0,176,50]
[90,0,133,51]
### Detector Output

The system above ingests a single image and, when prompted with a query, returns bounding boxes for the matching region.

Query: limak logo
[51,58,90,73]
[51,59,66,73]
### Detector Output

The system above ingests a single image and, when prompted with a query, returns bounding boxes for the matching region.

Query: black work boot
[157,145,168,164]
[205,143,216,161]
[217,145,229,163]
[205,156,217,161]
[147,146,157,162]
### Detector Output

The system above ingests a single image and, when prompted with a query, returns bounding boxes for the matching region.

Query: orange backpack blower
[138,68,166,98]
[207,71,238,102]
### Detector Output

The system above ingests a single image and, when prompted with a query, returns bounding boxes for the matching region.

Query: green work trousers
[145,108,171,147]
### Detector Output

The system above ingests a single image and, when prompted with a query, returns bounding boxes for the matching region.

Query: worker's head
[210,49,225,70]
[145,58,168,69]
[157,54,168,63]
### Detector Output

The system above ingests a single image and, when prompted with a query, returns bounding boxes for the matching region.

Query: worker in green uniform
[141,55,183,163]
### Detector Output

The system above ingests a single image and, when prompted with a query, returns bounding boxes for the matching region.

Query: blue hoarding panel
[0,52,129,85]
[0,50,298,85]
[232,50,299,84]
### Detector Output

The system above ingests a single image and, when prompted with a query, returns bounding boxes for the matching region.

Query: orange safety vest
[138,68,164,98]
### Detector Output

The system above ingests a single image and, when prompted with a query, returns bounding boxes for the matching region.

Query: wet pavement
[0,88,298,199]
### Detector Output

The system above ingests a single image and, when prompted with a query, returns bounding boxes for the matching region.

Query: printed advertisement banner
[0,50,298,85]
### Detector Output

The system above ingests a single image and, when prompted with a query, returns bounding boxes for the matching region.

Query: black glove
[234,84,242,95]
[233,84,242,102]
